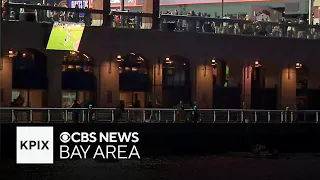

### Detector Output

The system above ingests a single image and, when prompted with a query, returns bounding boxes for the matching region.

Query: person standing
[114,100,125,123]
[71,100,81,123]
[176,101,184,123]
[154,97,161,122]
[192,102,199,123]
[88,104,95,123]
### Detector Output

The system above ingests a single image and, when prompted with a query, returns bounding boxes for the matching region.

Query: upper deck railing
[0,107,319,123]
[2,3,320,39]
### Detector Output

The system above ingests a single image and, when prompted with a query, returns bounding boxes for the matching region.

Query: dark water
[2,155,320,180]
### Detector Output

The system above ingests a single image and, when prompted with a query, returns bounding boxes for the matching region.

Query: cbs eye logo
[60,132,71,143]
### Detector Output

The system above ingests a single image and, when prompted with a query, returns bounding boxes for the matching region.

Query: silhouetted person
[84,7,92,26]
[192,102,199,123]
[74,4,79,22]
[154,97,161,122]
[88,104,95,123]
[176,101,185,123]
[133,98,141,122]
[114,100,125,123]
[71,100,81,123]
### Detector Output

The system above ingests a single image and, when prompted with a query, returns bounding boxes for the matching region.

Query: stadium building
[1,1,320,115]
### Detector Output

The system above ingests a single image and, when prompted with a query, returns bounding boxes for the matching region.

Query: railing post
[316,112,319,123]
[158,110,161,122]
[29,110,33,123]
[173,110,176,123]
[227,111,230,123]
[290,111,294,123]
[65,110,68,123]
[127,110,130,122]
[213,110,216,123]
[82,110,85,123]
[143,110,146,123]
[111,110,114,123]
[267,111,271,123]
[281,111,284,123]
[11,109,15,123]
[241,111,244,123]
[47,109,50,123]
[254,111,257,123]
[87,109,90,123]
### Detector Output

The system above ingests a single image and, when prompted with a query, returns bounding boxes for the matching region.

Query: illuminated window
[163,60,189,87]
[62,51,93,72]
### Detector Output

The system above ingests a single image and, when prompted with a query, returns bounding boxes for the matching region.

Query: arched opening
[11,49,48,109]
[297,63,320,110]
[162,55,191,108]
[250,60,277,110]
[212,59,241,109]
[118,53,152,108]
[61,51,95,108]
[296,63,310,109]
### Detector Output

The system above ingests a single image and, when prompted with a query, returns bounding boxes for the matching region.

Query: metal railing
[0,108,319,123]
[2,3,320,39]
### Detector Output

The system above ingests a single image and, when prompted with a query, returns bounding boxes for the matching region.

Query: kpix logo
[20,140,49,150]
[16,126,54,164]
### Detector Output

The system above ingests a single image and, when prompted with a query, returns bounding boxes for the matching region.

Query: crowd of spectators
[2,0,92,24]
[2,0,318,35]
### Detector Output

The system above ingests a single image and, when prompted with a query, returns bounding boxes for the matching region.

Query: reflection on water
[2,155,320,180]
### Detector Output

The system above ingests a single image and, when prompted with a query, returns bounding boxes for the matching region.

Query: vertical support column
[152,58,162,106]
[242,66,252,109]
[46,51,63,107]
[90,0,109,26]
[142,0,160,29]
[278,65,296,109]
[0,57,12,106]
[102,0,110,27]
[195,61,213,108]
[99,54,119,107]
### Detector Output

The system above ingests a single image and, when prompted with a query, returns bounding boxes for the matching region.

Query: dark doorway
[162,55,191,108]
[118,53,151,107]
[12,49,48,89]
[212,60,241,109]
[61,51,96,107]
